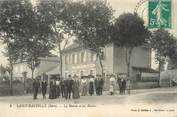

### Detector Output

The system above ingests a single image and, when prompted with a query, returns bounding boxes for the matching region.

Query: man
[95,75,100,95]
[67,75,74,99]
[56,79,60,98]
[41,80,47,99]
[60,77,65,98]
[64,75,74,100]
[33,79,40,99]
[126,78,131,94]
[122,79,126,95]
[99,75,104,95]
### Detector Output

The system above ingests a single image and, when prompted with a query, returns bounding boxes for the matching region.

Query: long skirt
[81,85,87,96]
[89,82,94,95]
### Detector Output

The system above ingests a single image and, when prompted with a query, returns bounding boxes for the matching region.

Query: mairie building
[62,43,158,88]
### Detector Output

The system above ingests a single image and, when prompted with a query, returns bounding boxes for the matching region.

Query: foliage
[150,29,176,71]
[0,0,55,79]
[112,13,149,47]
[37,0,74,76]
[112,13,149,77]
[64,0,113,74]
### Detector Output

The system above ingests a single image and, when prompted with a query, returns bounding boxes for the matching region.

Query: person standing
[126,79,131,94]
[49,80,53,99]
[99,75,104,95]
[49,79,57,99]
[56,79,60,98]
[89,75,95,96]
[60,77,65,98]
[122,79,126,95]
[68,75,74,99]
[33,79,40,100]
[63,78,69,100]
[81,76,88,96]
[95,75,99,95]
[72,75,80,99]
[53,79,57,99]
[109,75,116,95]
[117,77,122,95]
[41,80,47,99]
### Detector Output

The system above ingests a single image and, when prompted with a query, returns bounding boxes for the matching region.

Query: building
[13,56,60,81]
[62,43,158,88]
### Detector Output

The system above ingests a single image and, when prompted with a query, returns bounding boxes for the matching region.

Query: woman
[72,75,80,99]
[89,75,95,96]
[49,79,57,99]
[81,76,88,96]
[109,75,116,95]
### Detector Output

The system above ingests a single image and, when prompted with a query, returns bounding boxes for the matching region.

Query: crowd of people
[32,74,131,100]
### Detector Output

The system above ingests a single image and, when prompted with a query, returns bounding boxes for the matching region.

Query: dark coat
[41,81,47,94]
[95,78,99,89]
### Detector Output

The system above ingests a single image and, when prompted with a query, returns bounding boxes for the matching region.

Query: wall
[131,46,151,68]
[62,48,97,78]
[13,57,59,79]
[113,45,151,78]
[97,43,114,75]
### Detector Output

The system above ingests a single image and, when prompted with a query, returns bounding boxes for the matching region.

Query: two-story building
[62,43,158,88]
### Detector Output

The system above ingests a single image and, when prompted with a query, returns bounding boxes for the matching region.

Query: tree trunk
[9,63,13,96]
[31,68,35,79]
[60,52,63,77]
[125,47,133,78]
[127,62,130,78]
[58,42,63,77]
[158,62,161,87]
[98,53,104,75]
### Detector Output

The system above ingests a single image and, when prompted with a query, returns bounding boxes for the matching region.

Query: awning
[132,66,158,73]
[46,66,60,75]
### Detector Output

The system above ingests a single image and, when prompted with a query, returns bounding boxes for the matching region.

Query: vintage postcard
[0,0,177,117]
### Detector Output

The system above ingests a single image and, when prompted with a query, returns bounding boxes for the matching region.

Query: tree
[150,29,176,83]
[37,0,73,77]
[64,0,113,75]
[112,13,149,77]
[0,0,30,95]
[0,0,55,80]
[3,42,19,95]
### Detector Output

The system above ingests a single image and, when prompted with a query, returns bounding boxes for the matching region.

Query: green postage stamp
[148,0,172,28]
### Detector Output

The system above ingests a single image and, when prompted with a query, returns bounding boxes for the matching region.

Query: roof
[14,56,59,64]
[35,64,59,77]
[132,66,158,73]
[46,65,60,75]
[63,43,81,53]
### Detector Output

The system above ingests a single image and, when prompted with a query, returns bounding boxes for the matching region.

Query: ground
[0,87,177,117]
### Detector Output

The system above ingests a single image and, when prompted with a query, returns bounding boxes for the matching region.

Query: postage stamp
[148,0,172,28]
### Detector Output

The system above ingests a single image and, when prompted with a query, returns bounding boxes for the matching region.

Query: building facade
[13,56,60,80]
[62,43,153,82]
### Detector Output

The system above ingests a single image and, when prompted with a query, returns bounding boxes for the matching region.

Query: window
[81,52,84,63]
[69,54,72,64]
[80,71,83,76]
[65,55,68,64]
[91,52,95,62]
[90,70,93,75]
[83,51,87,62]
[75,53,77,64]
[72,54,75,64]
[77,52,80,63]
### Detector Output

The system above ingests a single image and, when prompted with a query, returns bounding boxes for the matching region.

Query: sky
[0,0,177,69]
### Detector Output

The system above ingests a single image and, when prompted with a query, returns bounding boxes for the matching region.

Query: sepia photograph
[0,0,176,117]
